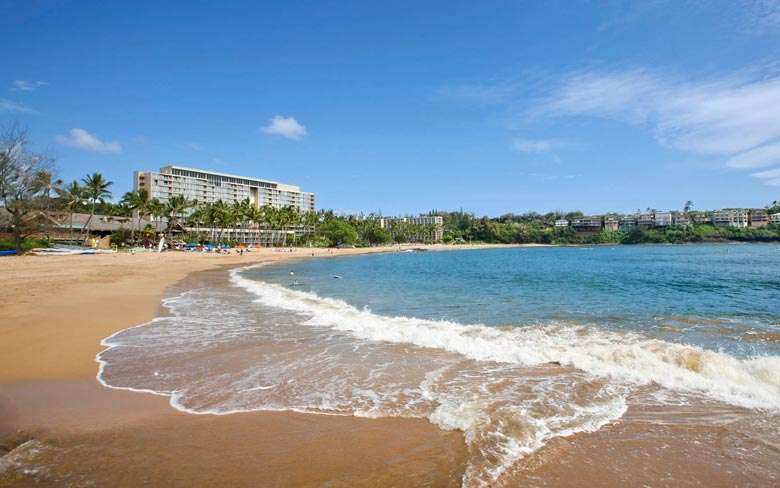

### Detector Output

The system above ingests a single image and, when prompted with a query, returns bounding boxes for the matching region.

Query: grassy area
[0,237,52,252]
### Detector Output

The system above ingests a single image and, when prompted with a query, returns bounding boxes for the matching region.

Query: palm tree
[134,189,150,244]
[231,198,252,244]
[684,201,693,213]
[206,200,231,244]
[82,173,113,239]
[244,204,264,244]
[263,205,281,246]
[146,198,165,237]
[56,180,85,241]
[35,170,63,227]
[164,194,190,244]
[120,191,142,245]
[279,206,302,246]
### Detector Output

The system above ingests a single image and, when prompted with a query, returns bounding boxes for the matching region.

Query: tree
[35,170,62,230]
[56,180,85,241]
[120,190,143,244]
[146,198,165,237]
[684,201,693,213]
[163,194,190,243]
[0,123,55,253]
[317,218,358,247]
[82,172,113,240]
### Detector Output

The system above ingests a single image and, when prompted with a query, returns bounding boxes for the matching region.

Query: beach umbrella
[205,244,215,249]
[186,243,199,247]
[223,245,231,249]
[236,245,246,249]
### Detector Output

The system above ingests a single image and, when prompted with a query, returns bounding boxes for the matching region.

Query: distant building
[554,219,569,227]
[654,211,672,227]
[132,166,316,245]
[637,214,655,229]
[749,208,769,227]
[571,216,603,233]
[603,216,619,232]
[673,213,691,226]
[712,209,749,228]
[690,211,712,224]
[619,217,637,231]
[378,215,444,242]
[134,165,315,214]
[772,213,780,224]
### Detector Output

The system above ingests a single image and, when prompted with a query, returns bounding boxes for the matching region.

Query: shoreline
[0,243,512,486]
[3,242,776,486]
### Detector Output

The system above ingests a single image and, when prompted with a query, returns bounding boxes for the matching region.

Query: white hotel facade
[134,165,315,213]
[377,215,444,243]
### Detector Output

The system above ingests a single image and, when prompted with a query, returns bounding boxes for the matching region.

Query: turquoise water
[258,245,780,358]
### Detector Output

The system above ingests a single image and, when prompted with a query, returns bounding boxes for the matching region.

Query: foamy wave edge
[228,268,780,413]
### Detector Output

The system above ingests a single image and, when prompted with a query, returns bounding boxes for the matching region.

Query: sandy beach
[2,243,777,488]
[0,245,497,487]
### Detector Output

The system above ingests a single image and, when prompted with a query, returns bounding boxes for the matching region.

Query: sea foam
[229,269,780,412]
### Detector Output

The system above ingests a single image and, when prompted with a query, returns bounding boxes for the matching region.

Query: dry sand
[0,244,497,487]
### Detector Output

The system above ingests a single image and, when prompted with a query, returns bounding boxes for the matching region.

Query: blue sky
[2,0,779,216]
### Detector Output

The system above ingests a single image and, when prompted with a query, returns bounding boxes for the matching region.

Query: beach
[0,245,482,487]
[2,244,778,487]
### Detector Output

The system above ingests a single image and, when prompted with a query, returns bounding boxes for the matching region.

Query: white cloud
[728,142,780,169]
[542,70,780,156]
[750,167,780,178]
[13,80,48,92]
[511,138,560,154]
[742,0,780,31]
[260,115,307,140]
[0,98,36,113]
[55,128,121,153]
[765,178,780,186]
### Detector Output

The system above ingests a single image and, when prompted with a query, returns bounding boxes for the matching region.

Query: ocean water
[96,245,780,487]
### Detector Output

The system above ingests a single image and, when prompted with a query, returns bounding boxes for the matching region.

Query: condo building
[673,213,691,226]
[603,216,620,232]
[654,211,672,227]
[619,217,637,231]
[134,166,315,214]
[712,209,749,228]
[749,208,769,227]
[637,214,655,229]
[571,216,603,233]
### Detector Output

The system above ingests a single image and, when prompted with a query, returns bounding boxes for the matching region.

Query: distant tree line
[429,209,780,245]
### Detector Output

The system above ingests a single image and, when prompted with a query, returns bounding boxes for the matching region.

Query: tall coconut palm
[164,194,190,244]
[56,180,85,241]
[82,173,113,239]
[120,190,142,245]
[277,206,300,246]
[134,189,149,243]
[35,170,63,227]
[244,204,264,244]
[146,198,165,237]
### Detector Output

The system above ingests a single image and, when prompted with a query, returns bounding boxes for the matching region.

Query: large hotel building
[133,165,315,213]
